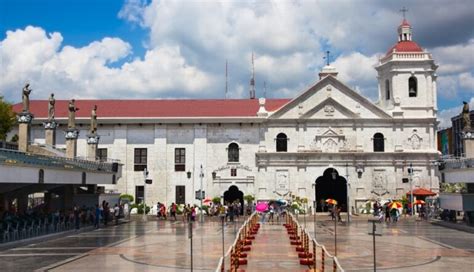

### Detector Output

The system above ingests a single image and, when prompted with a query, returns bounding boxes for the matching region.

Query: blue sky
[1,0,473,127]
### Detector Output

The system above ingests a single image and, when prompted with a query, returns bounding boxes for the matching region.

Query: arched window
[228,143,239,162]
[385,80,390,100]
[373,133,385,152]
[409,76,417,97]
[38,169,44,184]
[276,133,288,152]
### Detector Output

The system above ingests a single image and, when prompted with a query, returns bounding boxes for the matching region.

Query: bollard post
[188,221,193,272]
[321,248,325,272]
[313,240,317,270]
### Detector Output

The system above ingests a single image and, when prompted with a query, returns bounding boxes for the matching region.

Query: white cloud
[0,26,214,100]
[1,0,473,106]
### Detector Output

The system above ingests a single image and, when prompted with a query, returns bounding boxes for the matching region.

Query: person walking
[170,203,177,221]
[114,204,120,225]
[94,204,100,228]
[73,204,80,230]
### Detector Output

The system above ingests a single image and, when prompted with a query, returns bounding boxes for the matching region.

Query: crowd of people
[154,200,246,223]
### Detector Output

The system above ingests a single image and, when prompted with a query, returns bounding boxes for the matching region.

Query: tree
[0,97,16,141]
[243,194,255,204]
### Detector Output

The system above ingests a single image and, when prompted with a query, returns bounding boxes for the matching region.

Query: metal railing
[288,213,344,272]
[215,212,258,272]
[0,148,119,173]
[440,157,474,170]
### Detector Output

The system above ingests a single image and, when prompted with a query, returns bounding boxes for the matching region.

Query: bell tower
[375,17,438,118]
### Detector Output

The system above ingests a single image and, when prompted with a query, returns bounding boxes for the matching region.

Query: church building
[13,19,440,213]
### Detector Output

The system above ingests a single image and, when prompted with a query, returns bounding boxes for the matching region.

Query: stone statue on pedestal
[90,105,97,134]
[22,83,32,112]
[48,93,55,121]
[462,101,471,132]
[68,99,79,129]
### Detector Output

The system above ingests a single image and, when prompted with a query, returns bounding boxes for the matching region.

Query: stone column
[463,132,474,157]
[86,134,100,160]
[65,128,79,158]
[17,112,34,152]
[43,120,58,146]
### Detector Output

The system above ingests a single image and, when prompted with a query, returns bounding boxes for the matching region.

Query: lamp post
[199,164,204,223]
[143,168,149,222]
[346,163,350,224]
[313,181,317,240]
[409,163,414,216]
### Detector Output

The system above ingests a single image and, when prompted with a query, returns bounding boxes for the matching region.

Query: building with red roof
[8,19,440,213]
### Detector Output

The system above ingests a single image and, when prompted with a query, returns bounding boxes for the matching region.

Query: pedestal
[17,112,34,152]
[86,134,100,161]
[65,128,79,158]
[462,131,474,157]
[43,121,58,146]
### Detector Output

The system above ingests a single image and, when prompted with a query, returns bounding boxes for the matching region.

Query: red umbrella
[388,202,402,209]
[406,188,436,197]
[256,202,268,212]
[414,199,426,205]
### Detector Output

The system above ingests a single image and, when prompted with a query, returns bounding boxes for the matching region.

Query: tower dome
[385,19,423,56]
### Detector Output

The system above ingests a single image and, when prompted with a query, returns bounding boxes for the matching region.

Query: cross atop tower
[400,6,408,20]
[323,50,331,66]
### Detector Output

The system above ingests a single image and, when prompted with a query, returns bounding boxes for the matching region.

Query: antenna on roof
[263,81,267,99]
[249,52,256,99]
[225,59,228,99]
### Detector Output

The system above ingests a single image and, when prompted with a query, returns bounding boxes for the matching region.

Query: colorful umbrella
[325,199,338,205]
[414,199,426,205]
[203,197,212,204]
[388,202,402,209]
[255,202,269,212]
[276,199,287,206]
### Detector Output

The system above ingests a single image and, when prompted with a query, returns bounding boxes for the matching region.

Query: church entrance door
[224,185,244,215]
[315,168,347,212]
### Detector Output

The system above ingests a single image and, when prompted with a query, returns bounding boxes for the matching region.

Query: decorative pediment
[299,97,358,119]
[307,127,352,152]
[269,76,392,120]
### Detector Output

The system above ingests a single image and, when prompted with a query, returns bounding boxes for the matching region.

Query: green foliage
[212,196,221,204]
[131,203,150,214]
[441,183,467,193]
[243,194,255,204]
[0,97,16,141]
[119,193,134,203]
[200,205,209,215]
[10,134,18,142]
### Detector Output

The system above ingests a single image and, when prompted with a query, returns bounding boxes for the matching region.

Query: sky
[0,0,473,128]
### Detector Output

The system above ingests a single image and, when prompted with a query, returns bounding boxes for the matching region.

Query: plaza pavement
[297,213,474,272]
[0,214,473,271]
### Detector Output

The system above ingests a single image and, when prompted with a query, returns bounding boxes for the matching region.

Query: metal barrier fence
[215,212,259,272]
[287,213,344,272]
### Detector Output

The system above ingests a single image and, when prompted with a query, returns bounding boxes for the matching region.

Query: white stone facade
[16,21,440,212]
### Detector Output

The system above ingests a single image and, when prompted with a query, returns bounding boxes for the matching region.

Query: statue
[462,101,471,132]
[48,93,55,121]
[22,83,32,112]
[90,105,98,134]
[68,99,79,129]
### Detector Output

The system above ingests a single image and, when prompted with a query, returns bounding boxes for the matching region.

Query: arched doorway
[224,185,244,215]
[315,168,347,212]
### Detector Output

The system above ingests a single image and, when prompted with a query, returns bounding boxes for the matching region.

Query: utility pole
[346,163,350,224]
[200,164,204,223]
[409,163,414,216]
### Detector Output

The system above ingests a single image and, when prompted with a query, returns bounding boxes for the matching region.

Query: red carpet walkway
[245,223,310,272]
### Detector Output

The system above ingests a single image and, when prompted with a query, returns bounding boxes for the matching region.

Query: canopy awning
[406,188,437,197]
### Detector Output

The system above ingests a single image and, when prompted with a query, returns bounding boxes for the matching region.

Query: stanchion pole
[189,221,193,272]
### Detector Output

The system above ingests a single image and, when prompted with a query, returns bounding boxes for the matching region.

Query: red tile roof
[12,99,290,118]
[386,41,423,55]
